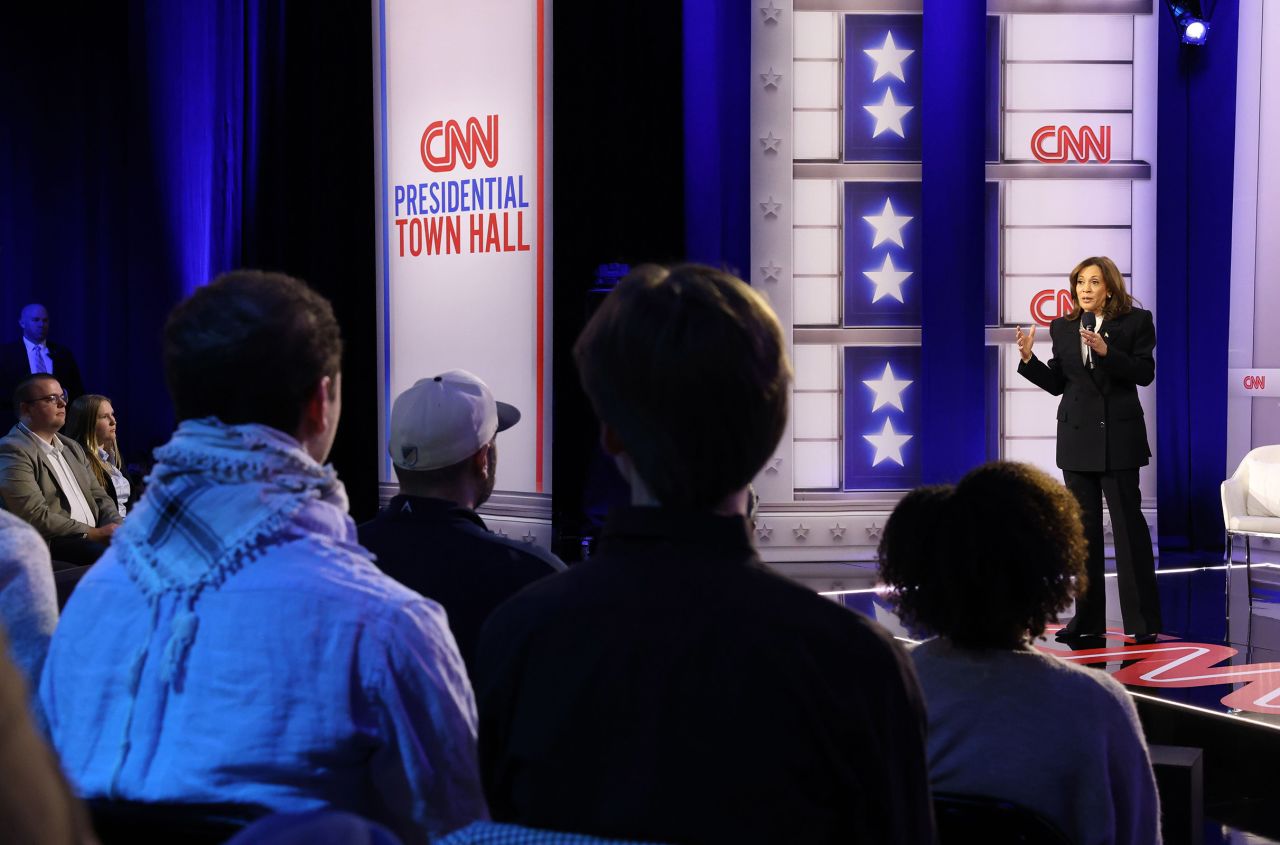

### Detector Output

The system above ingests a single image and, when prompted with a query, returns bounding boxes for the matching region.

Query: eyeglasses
[25,392,68,407]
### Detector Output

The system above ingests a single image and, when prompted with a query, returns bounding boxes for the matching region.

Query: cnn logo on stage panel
[1028,289,1074,326]
[1243,374,1266,390]
[1031,125,1111,164]
[420,114,499,172]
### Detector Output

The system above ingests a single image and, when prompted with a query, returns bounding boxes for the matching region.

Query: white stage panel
[1006,390,1061,439]
[1006,63,1133,112]
[794,393,839,440]
[794,276,839,326]
[794,227,839,276]
[794,111,839,161]
[1007,228,1132,276]
[1007,180,1132,227]
[793,344,839,391]
[1003,438,1061,480]
[793,179,838,226]
[795,441,840,489]
[1006,15,1133,62]
[794,12,839,60]
[795,61,839,110]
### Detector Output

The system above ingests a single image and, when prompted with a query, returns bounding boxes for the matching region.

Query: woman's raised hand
[1014,325,1036,364]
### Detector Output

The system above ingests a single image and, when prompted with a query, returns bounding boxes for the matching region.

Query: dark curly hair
[878,462,1088,649]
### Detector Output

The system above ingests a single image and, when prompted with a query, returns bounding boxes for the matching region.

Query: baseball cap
[388,369,521,471]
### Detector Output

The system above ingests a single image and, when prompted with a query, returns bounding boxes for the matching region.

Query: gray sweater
[912,637,1161,845]
[0,509,57,694]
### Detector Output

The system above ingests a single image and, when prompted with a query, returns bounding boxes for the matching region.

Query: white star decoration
[760,131,782,153]
[760,260,782,282]
[865,521,883,540]
[760,196,782,218]
[761,67,782,89]
[756,522,773,541]
[793,524,809,540]
[864,31,914,82]
[863,418,912,467]
[830,523,846,541]
[766,457,782,474]
[863,198,913,248]
[760,2,782,24]
[863,362,913,412]
[863,88,912,138]
[862,254,912,304]
[521,531,537,544]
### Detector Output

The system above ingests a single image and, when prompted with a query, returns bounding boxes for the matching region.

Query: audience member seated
[65,395,131,518]
[39,271,487,845]
[0,375,122,565]
[0,303,86,429]
[475,264,934,843]
[359,371,564,679]
[877,462,1161,845]
[0,507,58,695]
[0,626,97,844]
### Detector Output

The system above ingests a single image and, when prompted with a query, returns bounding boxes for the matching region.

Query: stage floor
[831,559,1280,842]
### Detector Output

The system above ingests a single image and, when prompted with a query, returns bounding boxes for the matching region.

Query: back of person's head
[573,263,791,511]
[879,461,1087,649]
[164,270,343,435]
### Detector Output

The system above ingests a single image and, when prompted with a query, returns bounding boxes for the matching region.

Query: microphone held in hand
[1081,311,1096,368]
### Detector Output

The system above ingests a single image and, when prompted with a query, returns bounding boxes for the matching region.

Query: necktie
[33,345,51,374]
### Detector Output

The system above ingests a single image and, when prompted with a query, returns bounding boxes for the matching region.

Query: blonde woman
[65,395,130,518]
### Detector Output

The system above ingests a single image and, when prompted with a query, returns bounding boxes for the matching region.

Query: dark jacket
[0,340,84,404]
[475,506,935,844]
[1017,307,1155,472]
[358,494,564,679]
[0,425,121,539]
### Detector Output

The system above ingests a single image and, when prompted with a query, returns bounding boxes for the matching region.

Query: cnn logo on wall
[1031,125,1111,164]
[420,115,499,172]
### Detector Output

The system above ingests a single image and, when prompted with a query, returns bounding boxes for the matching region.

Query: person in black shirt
[359,370,564,678]
[475,264,935,843]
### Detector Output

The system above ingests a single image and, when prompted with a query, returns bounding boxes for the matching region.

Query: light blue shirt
[40,501,487,844]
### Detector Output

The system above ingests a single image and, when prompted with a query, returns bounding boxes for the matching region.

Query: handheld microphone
[1081,312,1096,367]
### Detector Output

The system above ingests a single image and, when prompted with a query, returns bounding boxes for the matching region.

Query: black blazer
[0,340,85,406]
[1017,307,1155,472]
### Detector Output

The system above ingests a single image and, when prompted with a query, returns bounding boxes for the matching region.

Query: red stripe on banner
[535,0,546,493]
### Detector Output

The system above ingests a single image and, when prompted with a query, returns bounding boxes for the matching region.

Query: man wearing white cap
[360,370,564,679]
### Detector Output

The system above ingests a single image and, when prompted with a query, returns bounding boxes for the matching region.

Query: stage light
[1181,18,1209,45]
[1163,1,1213,46]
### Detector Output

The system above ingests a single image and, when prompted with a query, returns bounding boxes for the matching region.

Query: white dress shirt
[18,425,96,528]
[1082,314,1104,368]
[21,337,52,375]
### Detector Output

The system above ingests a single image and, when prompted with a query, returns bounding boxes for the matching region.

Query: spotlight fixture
[1163,1,1212,46]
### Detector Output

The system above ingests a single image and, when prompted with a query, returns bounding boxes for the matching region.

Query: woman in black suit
[1014,256,1160,643]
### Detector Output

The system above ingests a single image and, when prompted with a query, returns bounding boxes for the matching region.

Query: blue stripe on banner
[844,182,922,327]
[844,346,921,491]
[844,15,922,163]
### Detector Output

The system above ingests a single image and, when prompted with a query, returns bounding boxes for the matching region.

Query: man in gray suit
[0,375,120,566]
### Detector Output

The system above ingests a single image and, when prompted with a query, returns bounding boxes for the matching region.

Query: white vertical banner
[373,0,550,497]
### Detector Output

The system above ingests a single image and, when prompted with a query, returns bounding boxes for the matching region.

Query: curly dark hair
[878,462,1088,649]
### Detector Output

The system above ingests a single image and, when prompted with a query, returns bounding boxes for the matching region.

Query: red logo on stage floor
[421,115,500,172]
[1030,289,1074,326]
[1244,374,1267,390]
[1031,125,1111,164]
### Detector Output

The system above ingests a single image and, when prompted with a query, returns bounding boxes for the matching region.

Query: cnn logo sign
[420,114,499,173]
[1243,374,1267,390]
[1029,289,1074,326]
[1031,125,1111,164]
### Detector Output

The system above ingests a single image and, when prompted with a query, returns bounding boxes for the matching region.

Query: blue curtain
[1155,2,1238,552]
[683,0,749,277]
[0,2,380,517]
[920,0,987,483]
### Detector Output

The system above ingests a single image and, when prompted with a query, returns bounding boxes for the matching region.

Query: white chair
[1221,445,1280,633]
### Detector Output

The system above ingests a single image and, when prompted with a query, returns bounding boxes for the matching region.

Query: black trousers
[48,536,109,568]
[1062,468,1161,637]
